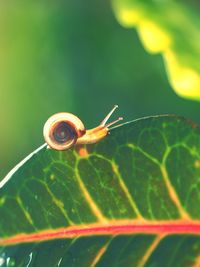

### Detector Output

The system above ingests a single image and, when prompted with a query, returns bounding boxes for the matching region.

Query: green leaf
[1,115,200,266]
[112,0,200,101]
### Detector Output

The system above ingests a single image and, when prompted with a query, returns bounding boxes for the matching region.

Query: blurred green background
[0,0,200,179]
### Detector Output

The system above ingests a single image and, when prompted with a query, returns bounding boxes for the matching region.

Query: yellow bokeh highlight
[138,21,171,53]
[117,9,141,26]
[113,2,200,101]
[164,50,200,99]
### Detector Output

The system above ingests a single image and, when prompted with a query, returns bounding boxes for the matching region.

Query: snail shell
[43,112,86,150]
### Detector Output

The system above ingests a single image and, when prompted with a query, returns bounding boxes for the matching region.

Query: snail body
[76,125,108,145]
[43,105,122,151]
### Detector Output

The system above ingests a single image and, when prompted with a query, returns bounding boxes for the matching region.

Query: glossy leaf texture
[112,0,200,101]
[1,115,200,266]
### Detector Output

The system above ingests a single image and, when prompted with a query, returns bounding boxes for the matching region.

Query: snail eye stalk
[100,105,123,129]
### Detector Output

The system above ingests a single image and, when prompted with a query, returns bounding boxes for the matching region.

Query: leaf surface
[112,0,200,100]
[1,115,200,266]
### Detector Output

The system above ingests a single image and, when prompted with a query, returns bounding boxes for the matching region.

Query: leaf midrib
[1,220,200,246]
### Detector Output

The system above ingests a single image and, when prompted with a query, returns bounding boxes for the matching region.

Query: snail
[43,105,123,150]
